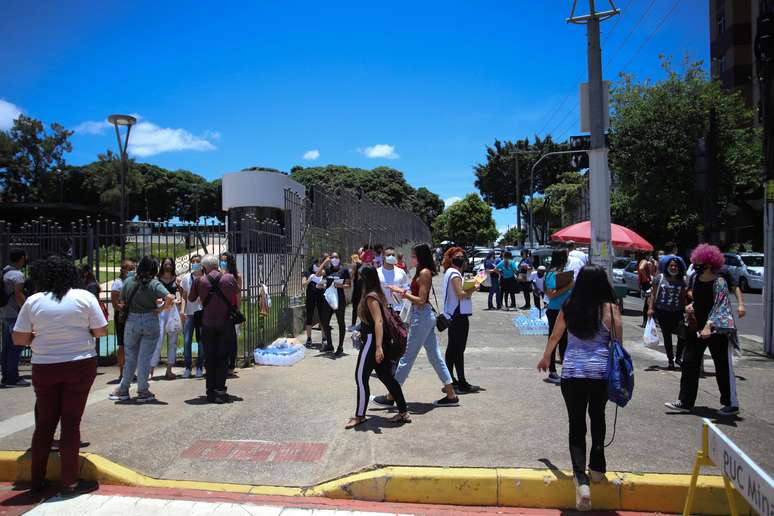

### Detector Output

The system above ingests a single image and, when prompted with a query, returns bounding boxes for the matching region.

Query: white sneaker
[589,469,606,483]
[183,368,191,378]
[574,477,591,512]
[195,368,203,378]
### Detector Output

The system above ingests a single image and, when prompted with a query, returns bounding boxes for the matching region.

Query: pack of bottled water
[254,338,305,366]
[512,308,549,336]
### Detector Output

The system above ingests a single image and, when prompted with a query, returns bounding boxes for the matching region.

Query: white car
[723,252,765,292]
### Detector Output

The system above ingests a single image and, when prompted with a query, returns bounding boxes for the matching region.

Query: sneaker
[457,383,481,393]
[108,390,130,401]
[321,345,334,353]
[718,406,739,416]
[58,480,98,499]
[135,391,156,403]
[182,368,191,379]
[195,367,203,378]
[588,469,606,483]
[372,395,395,407]
[335,345,344,356]
[5,379,30,388]
[547,372,561,384]
[433,396,460,407]
[664,400,691,413]
[305,338,313,348]
[574,477,591,511]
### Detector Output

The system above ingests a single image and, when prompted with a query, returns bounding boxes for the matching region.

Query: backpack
[607,304,634,407]
[0,266,12,308]
[368,293,407,359]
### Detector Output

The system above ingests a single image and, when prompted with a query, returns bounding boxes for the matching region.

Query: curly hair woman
[665,244,745,416]
[12,255,108,497]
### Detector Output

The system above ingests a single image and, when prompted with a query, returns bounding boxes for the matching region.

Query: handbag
[116,283,140,325]
[205,275,246,325]
[431,285,450,332]
[607,304,634,407]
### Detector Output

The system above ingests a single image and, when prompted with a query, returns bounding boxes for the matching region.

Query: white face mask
[385,255,398,265]
[331,258,340,267]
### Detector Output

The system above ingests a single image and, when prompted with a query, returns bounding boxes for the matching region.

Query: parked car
[622,260,640,294]
[612,257,631,287]
[722,252,765,292]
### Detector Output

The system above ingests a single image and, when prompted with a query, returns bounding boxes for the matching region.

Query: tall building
[709,0,760,125]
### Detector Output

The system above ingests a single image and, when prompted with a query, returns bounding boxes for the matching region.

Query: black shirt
[692,277,714,329]
[325,266,351,304]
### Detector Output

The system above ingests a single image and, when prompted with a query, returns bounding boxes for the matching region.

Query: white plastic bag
[399,300,411,324]
[165,307,182,334]
[643,317,659,345]
[324,285,339,310]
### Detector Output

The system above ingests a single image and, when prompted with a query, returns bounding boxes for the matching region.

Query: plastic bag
[643,317,659,345]
[165,307,182,334]
[324,284,339,310]
[399,300,411,324]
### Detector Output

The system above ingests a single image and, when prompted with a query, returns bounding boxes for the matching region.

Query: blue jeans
[487,275,502,309]
[119,312,160,394]
[394,304,453,386]
[1,317,21,384]
[183,314,204,369]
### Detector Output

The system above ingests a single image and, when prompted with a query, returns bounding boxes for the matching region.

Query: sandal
[345,417,366,429]
[390,413,412,425]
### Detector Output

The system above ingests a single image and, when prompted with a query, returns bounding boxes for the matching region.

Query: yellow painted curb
[0,451,752,514]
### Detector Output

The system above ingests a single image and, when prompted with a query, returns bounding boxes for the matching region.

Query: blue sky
[0,0,708,232]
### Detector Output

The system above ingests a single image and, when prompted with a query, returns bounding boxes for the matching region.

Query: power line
[601,0,635,45]
[603,0,658,69]
[619,0,682,71]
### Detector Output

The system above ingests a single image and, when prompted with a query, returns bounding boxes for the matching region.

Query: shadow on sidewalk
[184,395,245,405]
[664,405,743,427]
[536,458,571,480]
[353,414,413,433]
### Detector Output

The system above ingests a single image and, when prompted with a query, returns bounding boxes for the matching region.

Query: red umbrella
[551,221,654,252]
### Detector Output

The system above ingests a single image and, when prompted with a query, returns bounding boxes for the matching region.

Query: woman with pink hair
[665,244,746,416]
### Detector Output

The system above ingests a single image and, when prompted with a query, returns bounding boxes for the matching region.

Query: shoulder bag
[205,275,246,325]
[116,283,141,325]
[432,272,454,332]
[607,304,634,407]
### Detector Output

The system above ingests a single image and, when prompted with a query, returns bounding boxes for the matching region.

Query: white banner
[701,419,774,515]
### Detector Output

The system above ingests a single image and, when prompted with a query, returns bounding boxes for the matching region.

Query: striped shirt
[561,322,610,380]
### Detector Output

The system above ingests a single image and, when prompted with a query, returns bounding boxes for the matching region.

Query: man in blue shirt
[496,252,518,310]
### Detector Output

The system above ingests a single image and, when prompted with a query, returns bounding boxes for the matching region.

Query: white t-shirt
[567,251,587,280]
[529,271,545,294]
[181,272,203,315]
[442,269,472,317]
[14,288,107,364]
[377,266,409,309]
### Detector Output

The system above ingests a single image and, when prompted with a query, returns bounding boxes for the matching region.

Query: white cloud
[73,120,110,135]
[73,114,217,157]
[359,143,399,159]
[444,196,462,208]
[302,149,320,160]
[0,99,22,131]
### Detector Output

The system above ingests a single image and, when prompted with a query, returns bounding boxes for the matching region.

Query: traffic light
[569,135,590,170]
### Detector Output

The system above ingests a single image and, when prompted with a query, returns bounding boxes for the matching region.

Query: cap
[537,265,546,271]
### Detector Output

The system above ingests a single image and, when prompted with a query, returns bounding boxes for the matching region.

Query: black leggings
[333,297,346,348]
[351,281,363,326]
[641,284,651,325]
[547,308,568,373]
[355,331,407,417]
[654,309,685,363]
[678,332,737,408]
[445,315,470,386]
[306,285,333,345]
[561,378,608,484]
[501,277,517,307]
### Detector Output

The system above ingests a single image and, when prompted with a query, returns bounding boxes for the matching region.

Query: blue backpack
[607,305,634,407]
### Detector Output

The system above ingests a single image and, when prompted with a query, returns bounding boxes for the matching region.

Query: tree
[609,58,762,250]
[499,226,525,246]
[0,115,73,202]
[544,171,586,227]
[474,136,572,224]
[432,194,498,247]
[409,187,445,228]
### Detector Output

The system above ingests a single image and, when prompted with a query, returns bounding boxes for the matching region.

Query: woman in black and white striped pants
[346,266,409,429]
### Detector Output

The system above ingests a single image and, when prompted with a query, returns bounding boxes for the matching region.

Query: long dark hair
[158,257,176,278]
[136,256,159,285]
[550,249,568,271]
[358,265,387,322]
[29,256,79,301]
[413,243,437,276]
[563,264,616,340]
[221,251,240,280]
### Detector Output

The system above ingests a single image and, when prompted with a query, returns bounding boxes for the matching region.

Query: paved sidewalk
[0,483,662,515]
[0,279,771,489]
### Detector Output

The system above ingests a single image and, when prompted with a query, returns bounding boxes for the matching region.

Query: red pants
[31,357,97,486]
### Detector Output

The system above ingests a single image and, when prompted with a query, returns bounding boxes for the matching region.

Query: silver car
[722,252,765,292]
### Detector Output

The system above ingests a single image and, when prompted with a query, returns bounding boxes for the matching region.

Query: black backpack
[0,266,12,308]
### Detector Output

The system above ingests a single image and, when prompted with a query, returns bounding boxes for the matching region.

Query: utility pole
[568,0,619,281]
[755,2,774,356]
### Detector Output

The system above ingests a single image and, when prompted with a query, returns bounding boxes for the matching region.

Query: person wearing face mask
[110,260,135,382]
[442,247,479,393]
[151,257,182,380]
[495,251,519,310]
[181,255,206,378]
[323,252,351,355]
[377,247,410,314]
[647,256,687,369]
[529,265,547,314]
[220,252,242,375]
[665,244,746,416]
[349,254,363,329]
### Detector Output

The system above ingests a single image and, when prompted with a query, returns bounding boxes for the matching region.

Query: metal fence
[0,186,431,367]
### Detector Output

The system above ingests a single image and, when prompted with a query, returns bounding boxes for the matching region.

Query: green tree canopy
[432,194,499,246]
[609,59,762,249]
[499,226,525,246]
[290,164,444,228]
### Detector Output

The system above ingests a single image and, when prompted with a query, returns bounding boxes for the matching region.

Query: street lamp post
[107,114,137,225]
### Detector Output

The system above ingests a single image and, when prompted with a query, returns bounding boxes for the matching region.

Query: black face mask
[694,264,707,274]
[452,256,465,268]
